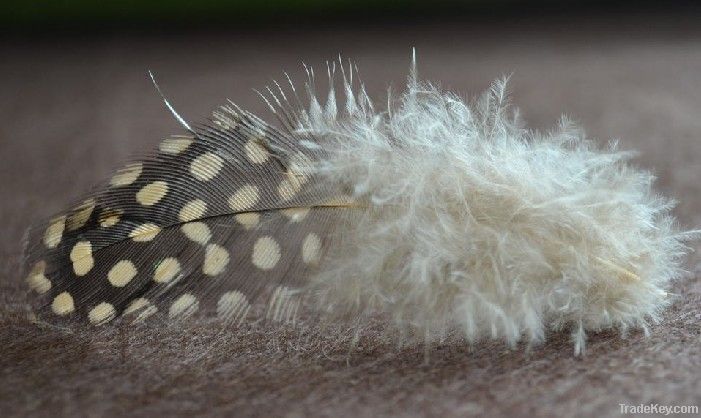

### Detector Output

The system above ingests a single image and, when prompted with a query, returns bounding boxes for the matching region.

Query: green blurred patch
[2,0,434,27]
[2,0,674,30]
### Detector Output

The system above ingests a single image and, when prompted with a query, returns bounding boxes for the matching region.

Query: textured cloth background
[2,16,701,417]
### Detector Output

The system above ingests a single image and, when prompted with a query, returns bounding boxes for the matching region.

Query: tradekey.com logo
[620,403,699,415]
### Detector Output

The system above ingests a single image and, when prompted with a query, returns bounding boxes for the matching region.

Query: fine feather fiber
[284,58,694,355]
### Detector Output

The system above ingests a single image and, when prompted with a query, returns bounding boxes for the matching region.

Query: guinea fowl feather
[21,54,695,355]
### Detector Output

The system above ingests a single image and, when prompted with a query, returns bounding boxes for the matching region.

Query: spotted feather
[22,94,349,327]
[21,55,692,356]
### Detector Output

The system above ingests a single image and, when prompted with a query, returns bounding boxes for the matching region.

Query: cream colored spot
[108,260,137,287]
[159,136,193,154]
[51,291,74,316]
[154,257,181,283]
[129,223,161,242]
[43,215,66,249]
[110,162,143,187]
[136,181,169,206]
[244,137,270,164]
[278,152,313,201]
[302,233,321,264]
[234,212,259,229]
[190,152,224,182]
[66,198,95,231]
[88,302,116,326]
[178,199,207,222]
[203,244,229,276]
[278,178,301,201]
[99,208,123,227]
[280,207,309,222]
[217,291,250,322]
[228,184,260,212]
[289,152,313,180]
[181,222,211,245]
[252,236,281,270]
[169,293,199,319]
[70,240,94,276]
[26,261,51,294]
[124,297,157,322]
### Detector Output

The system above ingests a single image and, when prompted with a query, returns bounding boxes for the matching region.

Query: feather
[21,55,695,354]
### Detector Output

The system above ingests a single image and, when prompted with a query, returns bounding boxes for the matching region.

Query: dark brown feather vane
[22,101,346,327]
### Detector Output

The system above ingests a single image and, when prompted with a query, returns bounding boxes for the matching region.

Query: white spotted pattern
[136,181,169,206]
[154,257,181,283]
[108,260,137,287]
[203,244,229,276]
[252,236,281,270]
[70,240,94,276]
[51,291,74,316]
[281,207,309,222]
[66,199,95,231]
[43,215,66,249]
[228,184,260,211]
[289,152,313,180]
[25,261,51,294]
[88,302,116,325]
[244,137,270,164]
[169,293,199,319]
[110,163,143,187]
[234,212,259,229]
[302,233,322,264]
[124,298,157,322]
[277,178,301,201]
[129,223,161,242]
[159,136,193,154]
[278,152,313,200]
[190,152,225,181]
[178,199,207,222]
[181,222,212,245]
[99,208,122,227]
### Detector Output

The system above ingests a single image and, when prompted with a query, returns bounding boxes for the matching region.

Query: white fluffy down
[296,64,692,354]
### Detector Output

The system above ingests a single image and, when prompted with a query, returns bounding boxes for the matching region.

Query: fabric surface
[2,16,700,417]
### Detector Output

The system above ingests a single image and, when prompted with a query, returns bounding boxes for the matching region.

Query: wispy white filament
[295,60,694,355]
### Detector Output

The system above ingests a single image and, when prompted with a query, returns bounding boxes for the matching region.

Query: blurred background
[2,2,701,417]
[1,0,700,30]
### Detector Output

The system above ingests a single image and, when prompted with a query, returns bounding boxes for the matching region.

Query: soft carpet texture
[2,16,701,417]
